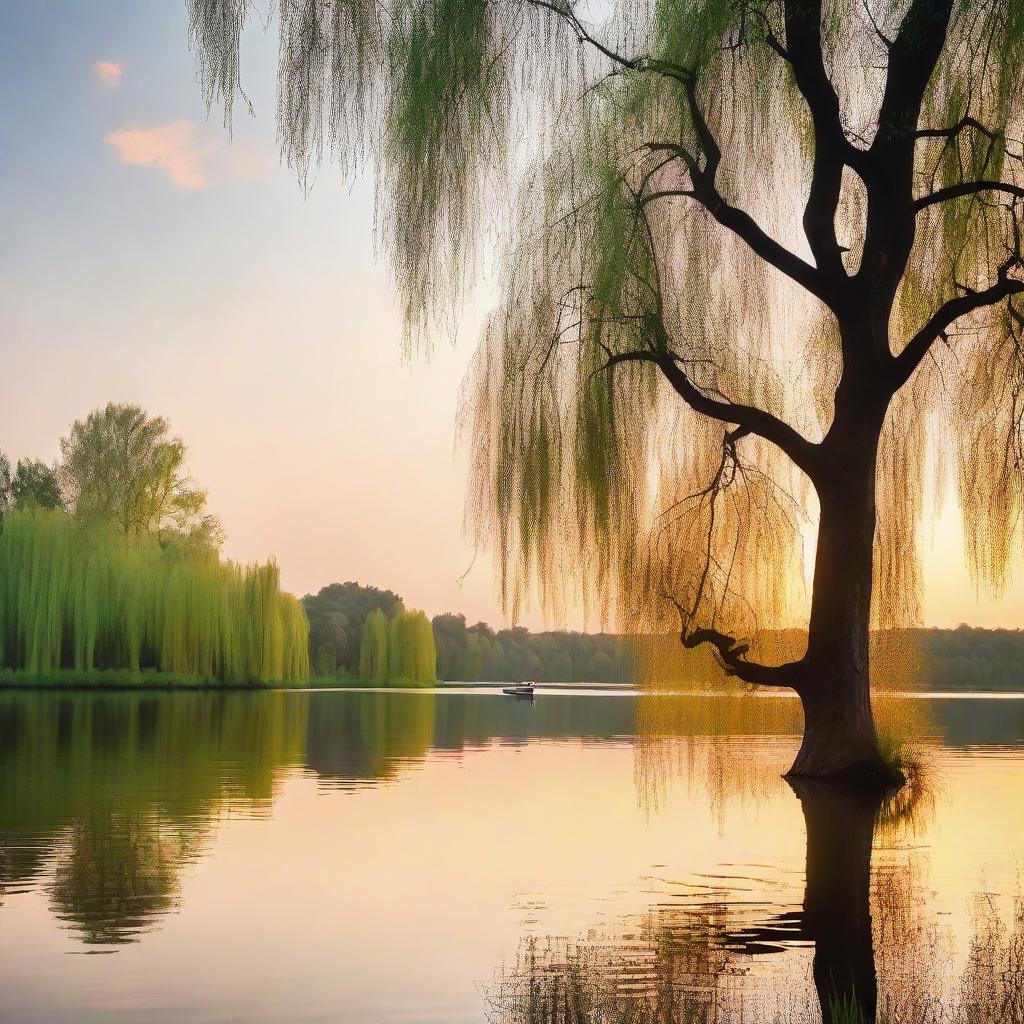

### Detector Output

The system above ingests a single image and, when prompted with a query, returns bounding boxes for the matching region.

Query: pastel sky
[1,3,1021,629]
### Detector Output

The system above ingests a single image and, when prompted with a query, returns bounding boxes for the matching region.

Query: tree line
[304,582,1023,692]
[303,582,630,685]
[920,626,1024,692]
[432,614,630,684]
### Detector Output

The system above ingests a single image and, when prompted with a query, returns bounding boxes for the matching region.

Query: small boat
[502,683,535,697]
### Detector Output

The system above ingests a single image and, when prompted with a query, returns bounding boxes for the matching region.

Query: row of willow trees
[357,608,437,686]
[1,403,309,685]
[0,507,309,685]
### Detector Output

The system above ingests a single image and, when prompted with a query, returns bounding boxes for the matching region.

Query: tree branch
[683,626,804,687]
[524,0,689,85]
[891,278,1024,390]
[603,340,820,476]
[858,0,954,303]
[782,0,861,275]
[873,0,954,151]
[913,181,1024,212]
[644,143,834,307]
[915,116,1002,144]
[861,0,894,50]
[638,187,694,209]
[659,588,803,687]
[526,0,842,313]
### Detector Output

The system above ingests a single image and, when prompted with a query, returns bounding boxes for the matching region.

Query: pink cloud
[94,61,123,87]
[103,120,206,189]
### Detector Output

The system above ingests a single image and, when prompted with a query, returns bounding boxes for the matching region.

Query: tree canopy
[58,403,222,547]
[0,506,308,684]
[358,606,437,684]
[0,454,62,515]
[303,581,404,676]
[187,0,1024,705]
[432,613,630,683]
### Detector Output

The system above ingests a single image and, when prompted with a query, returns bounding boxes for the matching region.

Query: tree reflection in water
[485,766,1024,1024]
[49,813,184,945]
[1,687,1020,1021]
[0,691,308,944]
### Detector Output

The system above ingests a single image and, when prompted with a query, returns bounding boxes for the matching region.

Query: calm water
[0,688,1021,1023]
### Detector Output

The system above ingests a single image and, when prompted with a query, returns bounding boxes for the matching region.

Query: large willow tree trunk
[788,402,902,787]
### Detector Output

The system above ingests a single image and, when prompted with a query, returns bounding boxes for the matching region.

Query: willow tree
[188,0,1024,783]
[358,606,437,684]
[0,507,309,684]
[359,607,390,683]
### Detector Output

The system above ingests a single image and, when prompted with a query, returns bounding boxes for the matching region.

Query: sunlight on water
[0,689,1021,1023]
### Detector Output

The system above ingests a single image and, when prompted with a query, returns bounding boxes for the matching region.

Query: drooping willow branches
[358,606,438,684]
[0,508,309,684]
[188,0,1024,688]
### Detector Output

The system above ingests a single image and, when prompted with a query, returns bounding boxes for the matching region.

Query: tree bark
[788,402,904,787]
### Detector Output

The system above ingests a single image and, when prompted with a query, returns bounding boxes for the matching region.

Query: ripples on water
[0,688,1021,1023]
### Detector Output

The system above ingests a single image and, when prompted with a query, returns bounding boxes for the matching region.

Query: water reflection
[0,688,1020,1023]
[485,766,1022,1024]
[0,691,307,942]
[305,690,435,782]
[305,690,640,784]
[790,782,880,1023]
[50,813,184,945]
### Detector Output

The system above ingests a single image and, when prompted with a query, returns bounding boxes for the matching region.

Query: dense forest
[920,627,1024,692]
[431,614,631,684]
[303,582,403,676]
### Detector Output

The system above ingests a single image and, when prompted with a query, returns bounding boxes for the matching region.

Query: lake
[0,687,1021,1023]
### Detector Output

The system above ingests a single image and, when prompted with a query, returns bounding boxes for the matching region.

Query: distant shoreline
[436,680,629,690]
[0,679,282,692]
[3,678,1024,700]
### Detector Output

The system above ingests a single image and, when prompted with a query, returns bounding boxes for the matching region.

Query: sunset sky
[1,2,1021,629]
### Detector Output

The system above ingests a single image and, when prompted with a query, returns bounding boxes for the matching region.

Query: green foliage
[187,0,1024,686]
[314,589,1023,688]
[827,992,871,1024]
[359,608,390,683]
[304,690,437,780]
[655,0,739,71]
[383,0,507,343]
[918,625,1024,692]
[58,402,222,546]
[357,605,436,685]
[0,452,62,515]
[432,613,631,684]
[0,689,308,941]
[0,507,308,685]
[303,581,403,677]
[11,459,62,510]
